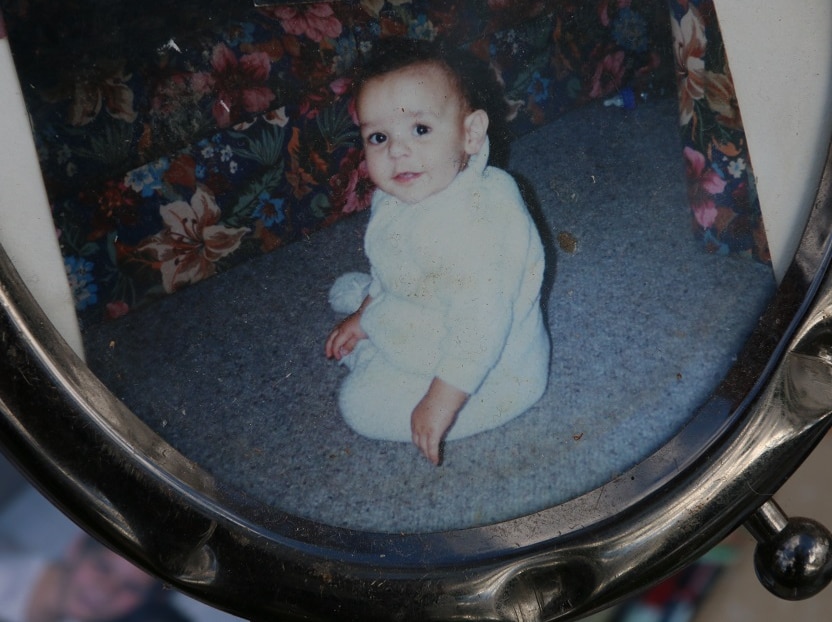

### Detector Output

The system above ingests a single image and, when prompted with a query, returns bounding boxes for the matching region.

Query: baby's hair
[353,37,511,165]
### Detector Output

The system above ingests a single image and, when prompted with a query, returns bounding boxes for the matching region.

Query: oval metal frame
[1,138,832,620]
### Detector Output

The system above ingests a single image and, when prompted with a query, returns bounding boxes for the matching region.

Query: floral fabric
[669,0,769,263]
[0,0,767,324]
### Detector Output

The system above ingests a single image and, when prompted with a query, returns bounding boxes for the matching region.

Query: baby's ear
[463,109,489,155]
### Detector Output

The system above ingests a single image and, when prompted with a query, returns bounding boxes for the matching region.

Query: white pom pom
[328,272,371,314]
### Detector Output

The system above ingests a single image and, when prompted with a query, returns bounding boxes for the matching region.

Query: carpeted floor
[83,97,776,533]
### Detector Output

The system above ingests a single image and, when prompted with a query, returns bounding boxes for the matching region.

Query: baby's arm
[411,378,469,465]
[325,296,371,361]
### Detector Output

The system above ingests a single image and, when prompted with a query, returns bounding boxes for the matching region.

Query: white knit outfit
[331,140,550,442]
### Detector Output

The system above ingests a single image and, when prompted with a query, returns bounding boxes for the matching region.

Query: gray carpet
[83,98,776,533]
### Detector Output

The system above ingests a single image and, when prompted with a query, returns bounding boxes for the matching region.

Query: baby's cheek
[364,154,386,185]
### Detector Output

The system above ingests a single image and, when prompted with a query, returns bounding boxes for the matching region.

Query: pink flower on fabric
[672,6,707,126]
[598,0,632,27]
[589,50,627,99]
[330,77,351,96]
[264,3,342,42]
[683,146,726,229]
[193,44,275,127]
[330,149,374,214]
[139,187,248,292]
[105,301,130,320]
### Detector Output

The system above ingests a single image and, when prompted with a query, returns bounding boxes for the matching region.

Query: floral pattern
[263,3,344,42]
[192,44,276,129]
[0,0,766,324]
[668,0,768,262]
[138,186,249,293]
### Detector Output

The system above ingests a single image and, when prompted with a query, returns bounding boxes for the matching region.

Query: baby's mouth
[393,171,421,183]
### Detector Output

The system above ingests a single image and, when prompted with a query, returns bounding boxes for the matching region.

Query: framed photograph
[1,1,831,619]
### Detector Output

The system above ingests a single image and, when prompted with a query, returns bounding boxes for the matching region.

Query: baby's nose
[388,136,410,158]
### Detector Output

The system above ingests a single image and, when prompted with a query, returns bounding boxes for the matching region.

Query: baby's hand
[325,312,368,361]
[411,378,469,465]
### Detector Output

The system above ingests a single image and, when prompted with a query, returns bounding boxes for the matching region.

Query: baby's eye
[366,132,387,146]
[413,124,431,137]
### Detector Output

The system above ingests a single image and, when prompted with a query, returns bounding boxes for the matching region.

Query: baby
[326,38,550,465]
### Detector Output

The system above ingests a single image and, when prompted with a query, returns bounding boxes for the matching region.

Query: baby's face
[357,63,482,204]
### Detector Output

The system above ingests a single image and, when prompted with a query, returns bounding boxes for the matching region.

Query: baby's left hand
[411,378,468,465]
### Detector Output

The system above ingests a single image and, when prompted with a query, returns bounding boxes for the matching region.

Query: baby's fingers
[413,429,441,466]
[334,338,355,360]
[326,327,359,361]
[325,327,348,359]
[424,436,441,465]
[325,329,340,358]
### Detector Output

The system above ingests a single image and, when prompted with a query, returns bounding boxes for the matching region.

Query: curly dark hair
[352,37,512,166]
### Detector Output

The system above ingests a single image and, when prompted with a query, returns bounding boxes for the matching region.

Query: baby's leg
[339,347,431,442]
[444,375,538,441]
[328,272,371,314]
[445,344,549,441]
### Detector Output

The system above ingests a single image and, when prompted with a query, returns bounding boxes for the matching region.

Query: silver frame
[2,140,832,621]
